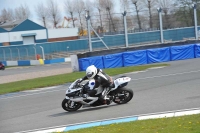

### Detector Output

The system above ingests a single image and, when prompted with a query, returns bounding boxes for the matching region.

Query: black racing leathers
[82,68,112,89]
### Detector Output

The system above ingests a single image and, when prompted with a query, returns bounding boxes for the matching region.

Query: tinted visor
[87,72,94,78]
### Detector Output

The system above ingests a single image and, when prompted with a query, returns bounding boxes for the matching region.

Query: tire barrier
[79,44,200,71]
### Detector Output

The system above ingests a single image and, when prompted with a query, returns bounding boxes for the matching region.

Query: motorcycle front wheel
[113,87,133,104]
[62,99,82,112]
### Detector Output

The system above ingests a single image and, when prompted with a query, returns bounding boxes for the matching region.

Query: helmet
[86,65,97,79]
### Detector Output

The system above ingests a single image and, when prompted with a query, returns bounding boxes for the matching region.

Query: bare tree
[15,4,31,20]
[85,0,95,27]
[100,0,116,32]
[131,0,142,29]
[140,0,157,29]
[174,0,198,27]
[64,0,77,28]
[120,0,130,12]
[120,0,133,32]
[94,0,104,30]
[35,2,49,27]
[74,0,85,35]
[0,8,14,22]
[47,0,61,28]
[156,0,174,29]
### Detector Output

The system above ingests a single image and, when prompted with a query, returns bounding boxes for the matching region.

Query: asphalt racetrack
[0,63,72,76]
[0,58,200,133]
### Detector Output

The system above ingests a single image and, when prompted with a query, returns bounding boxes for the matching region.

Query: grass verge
[0,64,169,95]
[64,114,200,133]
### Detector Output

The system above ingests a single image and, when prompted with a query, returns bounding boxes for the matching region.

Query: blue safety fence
[170,44,195,61]
[44,58,65,64]
[79,56,104,71]
[79,44,199,71]
[103,53,123,68]
[2,57,71,66]
[147,47,170,64]
[18,60,31,66]
[195,44,200,58]
[123,50,147,67]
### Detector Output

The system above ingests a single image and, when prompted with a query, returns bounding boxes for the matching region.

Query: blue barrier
[3,58,71,67]
[44,58,65,64]
[170,44,195,61]
[18,60,31,66]
[103,53,123,68]
[195,44,200,58]
[123,50,147,67]
[147,47,170,63]
[79,56,104,71]
[78,44,199,70]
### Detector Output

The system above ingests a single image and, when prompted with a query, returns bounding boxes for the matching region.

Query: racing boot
[106,95,114,105]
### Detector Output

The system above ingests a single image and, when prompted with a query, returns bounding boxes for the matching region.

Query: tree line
[0,0,200,34]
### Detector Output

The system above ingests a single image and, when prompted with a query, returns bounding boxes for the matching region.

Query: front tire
[62,99,82,112]
[113,87,133,104]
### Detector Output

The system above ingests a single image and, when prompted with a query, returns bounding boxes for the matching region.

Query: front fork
[102,88,112,100]
[65,96,75,107]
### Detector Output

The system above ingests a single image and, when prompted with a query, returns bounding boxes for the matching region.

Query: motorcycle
[62,76,133,112]
[0,63,5,70]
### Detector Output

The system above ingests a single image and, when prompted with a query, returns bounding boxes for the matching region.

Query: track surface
[0,58,200,133]
[0,63,71,76]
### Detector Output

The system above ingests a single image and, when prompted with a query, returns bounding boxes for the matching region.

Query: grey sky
[0,0,121,25]
[0,0,66,24]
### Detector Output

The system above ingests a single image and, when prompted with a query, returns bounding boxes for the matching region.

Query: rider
[78,65,114,104]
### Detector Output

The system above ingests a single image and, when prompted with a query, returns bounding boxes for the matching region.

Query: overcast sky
[0,0,121,25]
[0,0,66,24]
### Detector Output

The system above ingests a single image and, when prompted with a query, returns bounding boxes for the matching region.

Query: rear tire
[1,66,5,70]
[62,99,82,112]
[113,87,133,104]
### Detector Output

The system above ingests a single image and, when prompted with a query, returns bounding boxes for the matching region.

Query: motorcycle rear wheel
[0,66,5,70]
[113,87,133,104]
[62,99,82,112]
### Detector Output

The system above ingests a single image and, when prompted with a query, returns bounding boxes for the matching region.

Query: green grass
[64,114,200,133]
[0,64,169,95]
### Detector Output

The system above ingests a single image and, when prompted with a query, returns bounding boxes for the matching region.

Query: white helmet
[86,65,97,79]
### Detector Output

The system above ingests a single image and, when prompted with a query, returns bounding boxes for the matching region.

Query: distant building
[0,19,47,46]
[0,19,79,46]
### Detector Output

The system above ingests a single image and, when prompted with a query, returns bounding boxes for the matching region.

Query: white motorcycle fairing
[111,77,131,91]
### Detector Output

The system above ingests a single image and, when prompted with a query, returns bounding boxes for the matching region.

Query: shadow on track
[49,104,120,117]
